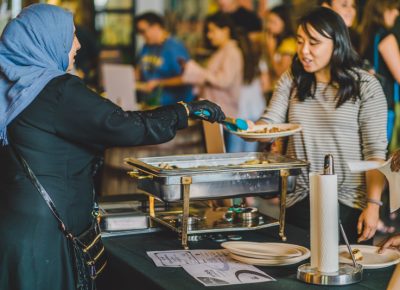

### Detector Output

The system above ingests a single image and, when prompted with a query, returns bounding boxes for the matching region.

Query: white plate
[339,245,400,269]
[221,242,307,259]
[229,123,302,139]
[228,248,310,266]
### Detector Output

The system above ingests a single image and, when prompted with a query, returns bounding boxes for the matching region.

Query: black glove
[186,100,226,123]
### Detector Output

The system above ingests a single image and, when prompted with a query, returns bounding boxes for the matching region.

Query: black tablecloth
[97,225,393,290]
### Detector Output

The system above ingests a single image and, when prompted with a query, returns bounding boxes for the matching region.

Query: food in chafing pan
[158,162,178,170]
[124,152,307,201]
[242,159,269,165]
[158,159,270,169]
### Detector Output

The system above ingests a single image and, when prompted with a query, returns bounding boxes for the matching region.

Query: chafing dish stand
[125,152,308,249]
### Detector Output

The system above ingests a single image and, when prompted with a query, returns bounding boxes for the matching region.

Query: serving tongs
[194,109,248,131]
[339,221,358,267]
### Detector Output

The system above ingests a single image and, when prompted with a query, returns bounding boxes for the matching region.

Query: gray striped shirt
[261,70,388,209]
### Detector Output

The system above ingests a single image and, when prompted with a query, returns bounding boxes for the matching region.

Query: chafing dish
[125,152,308,249]
[125,152,306,201]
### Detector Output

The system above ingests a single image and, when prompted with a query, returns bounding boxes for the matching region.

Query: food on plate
[352,249,363,261]
[255,127,290,133]
[241,126,291,134]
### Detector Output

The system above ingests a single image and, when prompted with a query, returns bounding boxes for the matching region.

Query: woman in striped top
[253,7,388,244]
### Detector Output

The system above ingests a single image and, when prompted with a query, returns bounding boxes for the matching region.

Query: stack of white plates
[221,241,310,266]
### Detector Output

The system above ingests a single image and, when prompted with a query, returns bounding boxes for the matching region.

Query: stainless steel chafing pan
[124,152,308,202]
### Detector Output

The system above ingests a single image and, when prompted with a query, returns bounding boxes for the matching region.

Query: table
[97,225,393,290]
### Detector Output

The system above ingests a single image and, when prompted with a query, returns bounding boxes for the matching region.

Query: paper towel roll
[310,172,339,273]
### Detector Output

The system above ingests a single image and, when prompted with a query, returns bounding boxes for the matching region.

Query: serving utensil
[193,110,248,131]
[339,221,357,267]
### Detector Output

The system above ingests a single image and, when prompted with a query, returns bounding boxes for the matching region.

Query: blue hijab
[0,4,73,145]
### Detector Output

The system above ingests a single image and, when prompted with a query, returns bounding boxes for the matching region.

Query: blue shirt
[138,37,194,105]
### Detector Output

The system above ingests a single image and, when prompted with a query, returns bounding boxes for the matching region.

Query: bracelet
[177,101,190,116]
[366,198,383,206]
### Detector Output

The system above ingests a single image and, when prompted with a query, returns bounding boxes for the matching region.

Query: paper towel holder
[297,154,363,285]
[323,154,335,175]
[297,218,363,285]
[297,263,362,285]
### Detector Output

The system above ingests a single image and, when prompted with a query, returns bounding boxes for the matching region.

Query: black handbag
[71,219,107,290]
[11,145,107,290]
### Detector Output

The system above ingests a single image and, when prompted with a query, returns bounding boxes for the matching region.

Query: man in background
[135,12,194,106]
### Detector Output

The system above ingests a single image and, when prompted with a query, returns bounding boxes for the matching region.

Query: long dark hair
[269,5,295,47]
[205,13,258,84]
[291,7,362,108]
[359,0,400,56]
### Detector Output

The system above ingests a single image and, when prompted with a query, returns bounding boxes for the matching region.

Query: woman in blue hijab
[0,4,225,290]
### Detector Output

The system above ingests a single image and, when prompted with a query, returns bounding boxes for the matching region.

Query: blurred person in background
[134,12,194,106]
[215,0,262,41]
[358,0,400,234]
[391,13,400,50]
[359,0,400,233]
[182,13,257,152]
[386,263,400,290]
[319,0,360,51]
[244,7,387,244]
[359,0,400,144]
[202,0,262,52]
[212,0,265,152]
[263,4,297,94]
[230,28,265,153]
[60,2,100,90]
[260,5,297,157]
[380,149,400,290]
[74,25,100,89]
